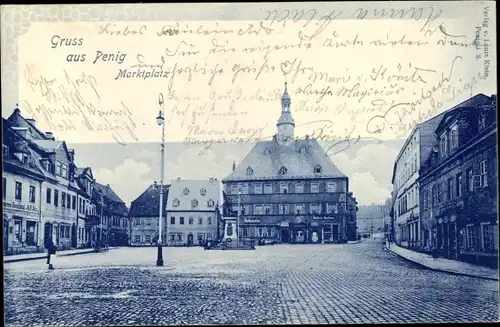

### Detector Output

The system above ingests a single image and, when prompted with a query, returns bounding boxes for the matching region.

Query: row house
[75,167,97,248]
[222,82,357,244]
[129,182,169,246]
[419,94,497,268]
[2,119,45,255]
[93,182,129,247]
[391,93,495,251]
[4,107,129,254]
[165,178,221,246]
[391,109,447,250]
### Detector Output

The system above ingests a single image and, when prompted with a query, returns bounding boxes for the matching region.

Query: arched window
[299,146,306,154]
[314,165,322,174]
[191,199,198,208]
[183,187,190,195]
[207,199,215,208]
[173,198,180,207]
[246,167,254,176]
[200,188,206,196]
[279,166,287,175]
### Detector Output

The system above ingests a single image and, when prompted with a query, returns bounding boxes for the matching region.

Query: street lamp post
[156,93,166,267]
[237,189,241,247]
[100,194,104,245]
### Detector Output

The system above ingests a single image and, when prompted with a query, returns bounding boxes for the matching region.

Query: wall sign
[313,216,335,220]
[243,218,260,223]
[3,201,38,213]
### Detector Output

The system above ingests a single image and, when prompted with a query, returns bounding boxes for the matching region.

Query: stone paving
[4,239,499,326]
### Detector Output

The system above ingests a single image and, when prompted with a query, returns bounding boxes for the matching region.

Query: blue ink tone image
[2,2,498,326]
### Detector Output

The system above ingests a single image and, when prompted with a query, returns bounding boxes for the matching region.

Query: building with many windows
[92,182,129,247]
[6,109,81,251]
[129,182,170,246]
[390,94,495,251]
[75,167,97,248]
[222,83,357,244]
[391,111,447,250]
[165,178,221,246]
[2,119,45,255]
[419,94,497,267]
[3,107,128,253]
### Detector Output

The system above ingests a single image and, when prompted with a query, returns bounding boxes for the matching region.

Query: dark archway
[187,233,193,246]
[280,228,290,243]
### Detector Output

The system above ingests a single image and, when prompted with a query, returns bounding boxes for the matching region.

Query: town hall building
[222,83,358,244]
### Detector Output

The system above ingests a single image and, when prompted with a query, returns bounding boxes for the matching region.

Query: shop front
[3,201,41,255]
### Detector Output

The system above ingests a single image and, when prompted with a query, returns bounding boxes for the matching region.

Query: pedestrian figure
[47,241,56,270]
[432,247,439,259]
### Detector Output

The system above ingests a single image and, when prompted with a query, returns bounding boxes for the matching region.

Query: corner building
[222,83,357,244]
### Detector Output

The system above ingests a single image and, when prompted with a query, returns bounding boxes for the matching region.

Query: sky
[67,138,405,208]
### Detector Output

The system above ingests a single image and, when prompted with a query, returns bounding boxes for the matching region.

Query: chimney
[232,160,236,171]
[305,134,310,140]
[25,118,36,127]
[153,181,157,189]
[45,132,55,140]
[106,184,110,188]
[209,177,215,183]
[176,177,181,181]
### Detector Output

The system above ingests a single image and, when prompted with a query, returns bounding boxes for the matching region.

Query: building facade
[419,94,497,267]
[6,110,82,251]
[165,178,221,246]
[4,108,127,253]
[2,119,45,255]
[75,167,97,248]
[391,94,495,251]
[93,183,129,247]
[222,83,357,244]
[129,182,169,246]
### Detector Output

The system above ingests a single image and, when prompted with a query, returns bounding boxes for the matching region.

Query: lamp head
[156,111,164,126]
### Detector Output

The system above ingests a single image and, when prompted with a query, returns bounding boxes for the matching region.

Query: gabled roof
[75,166,93,179]
[2,119,45,180]
[94,182,125,204]
[7,107,49,140]
[223,138,347,181]
[129,184,170,217]
[165,179,221,211]
[32,140,64,152]
[435,95,496,135]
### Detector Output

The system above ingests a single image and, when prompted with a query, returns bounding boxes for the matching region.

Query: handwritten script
[18,3,495,153]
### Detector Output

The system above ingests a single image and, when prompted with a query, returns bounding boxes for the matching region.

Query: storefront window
[482,224,494,251]
[14,220,21,241]
[26,221,36,246]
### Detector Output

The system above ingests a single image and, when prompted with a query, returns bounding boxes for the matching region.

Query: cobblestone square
[4,239,499,326]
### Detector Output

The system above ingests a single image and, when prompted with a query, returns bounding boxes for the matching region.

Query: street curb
[385,245,499,281]
[3,248,117,264]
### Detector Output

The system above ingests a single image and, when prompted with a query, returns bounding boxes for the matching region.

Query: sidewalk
[385,242,498,281]
[3,247,117,264]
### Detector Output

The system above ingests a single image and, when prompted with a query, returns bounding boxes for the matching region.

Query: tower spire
[277,81,295,141]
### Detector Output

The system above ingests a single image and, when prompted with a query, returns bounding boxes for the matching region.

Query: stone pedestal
[222,219,238,245]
